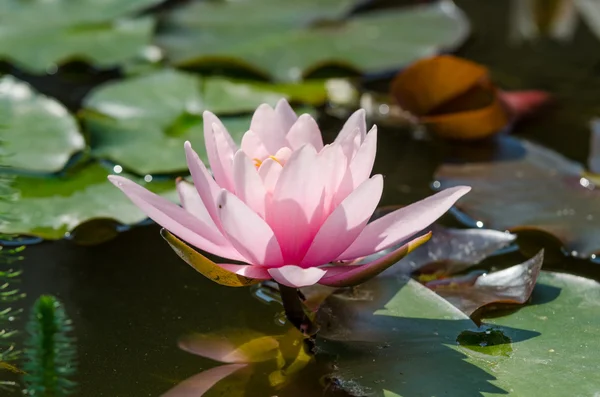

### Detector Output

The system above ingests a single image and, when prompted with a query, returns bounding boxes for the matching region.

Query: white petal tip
[184,141,192,149]
[268,266,326,288]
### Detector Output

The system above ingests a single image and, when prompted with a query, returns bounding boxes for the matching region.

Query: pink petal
[250,104,287,154]
[333,126,378,206]
[275,98,298,131]
[318,144,347,214]
[217,189,284,267]
[334,109,366,145]
[268,265,327,288]
[203,111,237,191]
[184,141,222,228]
[241,130,270,161]
[319,233,432,287]
[258,158,283,193]
[301,175,383,267]
[337,186,471,260]
[216,263,271,279]
[267,145,324,264]
[232,150,267,218]
[160,364,246,397]
[176,179,216,228]
[285,114,324,151]
[273,147,292,164]
[108,175,243,261]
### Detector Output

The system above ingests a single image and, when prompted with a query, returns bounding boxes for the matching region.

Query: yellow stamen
[268,155,282,166]
[253,156,282,168]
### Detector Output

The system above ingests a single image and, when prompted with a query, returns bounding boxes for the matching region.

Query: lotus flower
[108,100,470,288]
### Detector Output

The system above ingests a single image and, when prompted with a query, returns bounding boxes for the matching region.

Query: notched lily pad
[0,0,162,72]
[157,0,469,82]
[0,76,85,173]
[429,249,544,320]
[81,69,324,175]
[0,163,177,241]
[436,136,600,258]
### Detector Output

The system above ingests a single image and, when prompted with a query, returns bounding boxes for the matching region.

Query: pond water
[7,0,600,396]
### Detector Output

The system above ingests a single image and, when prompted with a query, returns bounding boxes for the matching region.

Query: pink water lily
[109,99,470,288]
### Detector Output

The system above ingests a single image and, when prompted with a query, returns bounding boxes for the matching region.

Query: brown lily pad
[427,250,544,321]
[436,136,600,259]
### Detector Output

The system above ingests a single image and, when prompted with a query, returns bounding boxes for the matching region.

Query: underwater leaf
[160,230,261,287]
[429,250,544,319]
[0,163,178,241]
[0,76,85,173]
[0,0,161,73]
[81,70,324,175]
[316,271,600,396]
[157,0,469,82]
[22,295,77,397]
[436,135,600,258]
[178,331,280,363]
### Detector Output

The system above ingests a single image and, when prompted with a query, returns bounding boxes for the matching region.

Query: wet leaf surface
[429,249,544,319]
[81,70,324,175]
[436,135,600,258]
[0,0,161,72]
[316,271,600,396]
[0,76,85,173]
[157,0,469,82]
[0,163,177,241]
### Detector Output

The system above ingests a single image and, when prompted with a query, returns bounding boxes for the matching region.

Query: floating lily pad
[0,76,85,173]
[81,69,324,175]
[317,271,600,396]
[0,0,162,73]
[0,162,177,241]
[436,136,600,258]
[157,0,469,82]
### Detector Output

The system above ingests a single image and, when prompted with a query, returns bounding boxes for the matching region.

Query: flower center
[253,155,283,168]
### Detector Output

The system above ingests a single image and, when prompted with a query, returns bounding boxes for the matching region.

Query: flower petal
[160,364,247,397]
[109,176,243,261]
[233,150,267,218]
[301,175,383,267]
[241,129,270,161]
[286,114,324,151]
[160,229,264,286]
[333,126,378,206]
[318,143,347,214]
[275,98,298,131]
[268,265,327,288]
[268,145,324,264]
[334,108,366,145]
[250,104,287,154]
[319,233,432,287]
[258,158,283,193]
[203,111,237,191]
[184,141,222,228]
[217,189,284,267]
[337,186,471,260]
[176,178,216,228]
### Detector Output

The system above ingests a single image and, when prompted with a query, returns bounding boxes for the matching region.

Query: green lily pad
[0,0,161,73]
[0,162,177,241]
[436,136,600,259]
[316,271,600,396]
[157,0,470,82]
[0,76,85,173]
[81,69,324,175]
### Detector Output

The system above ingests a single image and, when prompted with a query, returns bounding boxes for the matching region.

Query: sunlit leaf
[0,76,85,173]
[81,70,324,175]
[0,163,177,241]
[160,230,260,287]
[315,271,600,396]
[436,135,600,258]
[0,0,161,73]
[157,0,469,82]
[429,250,544,319]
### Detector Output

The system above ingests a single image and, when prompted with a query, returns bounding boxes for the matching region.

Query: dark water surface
[13,0,600,395]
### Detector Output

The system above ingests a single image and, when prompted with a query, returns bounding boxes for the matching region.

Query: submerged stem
[277,283,318,337]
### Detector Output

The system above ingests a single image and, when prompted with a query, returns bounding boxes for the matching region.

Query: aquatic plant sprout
[109,100,470,288]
